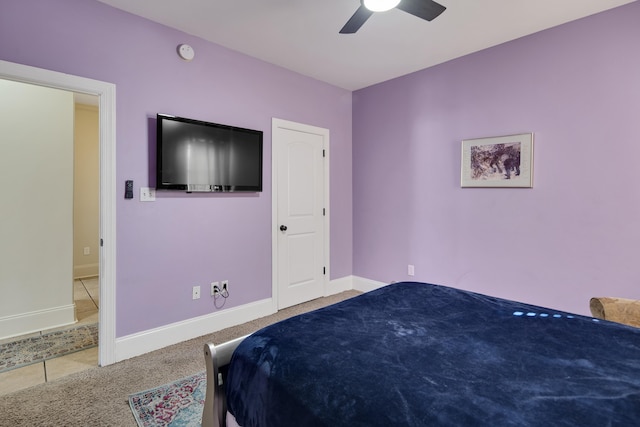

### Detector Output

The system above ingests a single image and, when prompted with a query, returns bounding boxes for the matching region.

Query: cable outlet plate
[211,281,220,296]
[192,285,201,300]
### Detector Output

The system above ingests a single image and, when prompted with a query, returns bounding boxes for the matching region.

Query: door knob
[280,225,288,231]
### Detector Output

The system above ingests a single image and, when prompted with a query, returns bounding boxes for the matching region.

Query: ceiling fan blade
[396,0,446,22]
[339,5,374,34]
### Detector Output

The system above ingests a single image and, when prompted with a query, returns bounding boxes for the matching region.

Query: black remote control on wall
[125,180,133,199]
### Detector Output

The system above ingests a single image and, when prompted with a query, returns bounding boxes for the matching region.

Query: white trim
[0,305,76,341]
[352,276,388,293]
[271,118,330,310]
[114,298,275,362]
[74,263,99,279]
[271,120,279,313]
[0,60,117,366]
[326,275,354,296]
[114,277,353,361]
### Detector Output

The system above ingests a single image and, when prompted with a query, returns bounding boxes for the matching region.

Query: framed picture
[461,133,534,188]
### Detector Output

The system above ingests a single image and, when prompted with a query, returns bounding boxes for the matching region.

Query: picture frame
[461,133,534,188]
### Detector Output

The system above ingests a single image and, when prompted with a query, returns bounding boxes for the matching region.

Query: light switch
[140,187,156,202]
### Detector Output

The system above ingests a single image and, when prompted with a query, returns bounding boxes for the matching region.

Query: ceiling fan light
[363,0,401,12]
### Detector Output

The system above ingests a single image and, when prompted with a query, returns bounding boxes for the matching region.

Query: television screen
[156,114,263,192]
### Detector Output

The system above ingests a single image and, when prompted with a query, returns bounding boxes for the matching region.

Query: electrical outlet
[211,281,220,296]
[83,246,90,256]
[220,280,229,297]
[408,264,415,276]
[192,285,201,300]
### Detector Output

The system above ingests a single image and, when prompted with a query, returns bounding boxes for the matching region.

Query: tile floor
[0,277,99,396]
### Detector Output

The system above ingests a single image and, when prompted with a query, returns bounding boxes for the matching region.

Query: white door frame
[271,118,330,311]
[0,60,117,366]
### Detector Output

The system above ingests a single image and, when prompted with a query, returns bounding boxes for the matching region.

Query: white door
[272,119,329,309]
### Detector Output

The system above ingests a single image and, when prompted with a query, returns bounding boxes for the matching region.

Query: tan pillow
[590,297,640,328]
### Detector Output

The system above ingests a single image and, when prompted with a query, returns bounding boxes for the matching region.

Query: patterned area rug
[0,323,98,373]
[129,372,206,427]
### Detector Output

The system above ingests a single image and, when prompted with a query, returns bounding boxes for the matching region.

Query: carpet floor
[0,323,99,373]
[0,290,360,426]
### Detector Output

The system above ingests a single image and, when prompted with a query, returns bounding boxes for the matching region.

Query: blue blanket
[226,282,640,426]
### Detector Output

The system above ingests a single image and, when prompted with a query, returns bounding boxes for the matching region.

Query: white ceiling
[96,0,636,91]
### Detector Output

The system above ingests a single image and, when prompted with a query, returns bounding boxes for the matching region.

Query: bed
[202,281,640,427]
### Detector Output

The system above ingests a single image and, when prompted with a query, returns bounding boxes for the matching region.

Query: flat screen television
[156,114,263,192]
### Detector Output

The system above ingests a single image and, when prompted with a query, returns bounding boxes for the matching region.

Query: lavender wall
[353,2,640,315]
[0,0,352,336]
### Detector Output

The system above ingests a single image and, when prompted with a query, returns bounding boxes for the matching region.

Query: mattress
[226,282,640,426]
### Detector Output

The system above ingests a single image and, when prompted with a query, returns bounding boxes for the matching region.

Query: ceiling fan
[340,0,446,34]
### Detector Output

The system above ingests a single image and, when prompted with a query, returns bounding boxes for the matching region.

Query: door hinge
[323,208,326,216]
[100,238,104,247]
[323,149,326,158]
[323,267,326,275]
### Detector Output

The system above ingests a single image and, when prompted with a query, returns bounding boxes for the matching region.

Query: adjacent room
[0,81,100,391]
[1,0,639,425]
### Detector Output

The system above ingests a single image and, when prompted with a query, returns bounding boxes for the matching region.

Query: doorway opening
[0,59,117,369]
[0,85,103,394]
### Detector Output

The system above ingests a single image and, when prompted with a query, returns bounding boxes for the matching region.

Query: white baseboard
[326,275,388,295]
[352,276,387,292]
[114,298,276,363]
[74,263,98,279]
[112,276,387,363]
[0,304,76,340]
[325,275,354,296]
